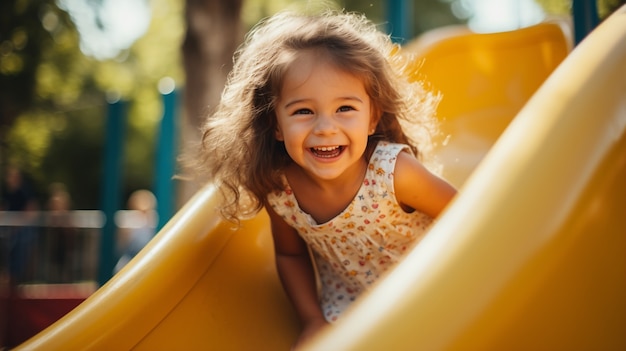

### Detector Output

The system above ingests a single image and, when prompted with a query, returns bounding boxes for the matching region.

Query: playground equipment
[15,5,626,351]
[404,19,572,186]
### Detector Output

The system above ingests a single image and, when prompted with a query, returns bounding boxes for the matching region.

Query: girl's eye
[337,105,355,112]
[293,108,313,115]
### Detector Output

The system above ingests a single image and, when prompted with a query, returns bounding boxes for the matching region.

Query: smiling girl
[195,9,457,349]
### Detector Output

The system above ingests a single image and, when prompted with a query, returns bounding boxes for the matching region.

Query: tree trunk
[180,0,243,205]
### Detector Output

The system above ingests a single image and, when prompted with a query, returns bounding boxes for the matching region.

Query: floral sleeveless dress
[267,141,433,322]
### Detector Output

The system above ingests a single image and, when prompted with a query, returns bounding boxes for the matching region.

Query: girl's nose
[313,113,338,135]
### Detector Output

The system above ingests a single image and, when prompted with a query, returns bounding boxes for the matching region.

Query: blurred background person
[114,190,157,273]
[45,183,76,283]
[1,165,39,285]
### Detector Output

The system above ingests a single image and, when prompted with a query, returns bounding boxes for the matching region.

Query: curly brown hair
[195,9,439,222]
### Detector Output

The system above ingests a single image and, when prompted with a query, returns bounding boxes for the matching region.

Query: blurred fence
[0,209,155,286]
[0,211,104,285]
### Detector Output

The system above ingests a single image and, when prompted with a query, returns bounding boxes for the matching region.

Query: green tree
[1,1,104,206]
[1,0,51,133]
[2,0,184,208]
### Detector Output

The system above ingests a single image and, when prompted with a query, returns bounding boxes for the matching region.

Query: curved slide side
[15,187,300,350]
[308,6,626,351]
[403,20,571,186]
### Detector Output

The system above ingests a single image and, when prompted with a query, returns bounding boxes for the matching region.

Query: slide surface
[404,19,572,186]
[16,7,626,351]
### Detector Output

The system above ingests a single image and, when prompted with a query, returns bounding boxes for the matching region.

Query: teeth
[313,146,339,151]
[311,146,342,158]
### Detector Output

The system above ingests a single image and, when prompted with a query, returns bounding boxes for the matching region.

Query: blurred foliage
[0,1,61,131]
[1,0,184,209]
[1,0,103,207]
[240,0,464,37]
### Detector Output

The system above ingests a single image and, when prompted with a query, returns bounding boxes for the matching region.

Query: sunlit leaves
[0,49,24,75]
[242,0,339,28]
[5,112,57,170]
[2,0,185,207]
[0,27,28,75]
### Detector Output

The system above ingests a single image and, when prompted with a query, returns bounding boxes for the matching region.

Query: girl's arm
[394,152,457,218]
[266,205,328,348]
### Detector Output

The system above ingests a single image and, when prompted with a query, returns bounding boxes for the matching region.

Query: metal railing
[0,211,105,285]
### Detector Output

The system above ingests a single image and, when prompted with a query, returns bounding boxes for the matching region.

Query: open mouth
[310,146,344,158]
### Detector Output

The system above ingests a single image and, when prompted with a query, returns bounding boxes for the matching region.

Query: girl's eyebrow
[338,96,364,103]
[283,98,310,108]
[283,96,364,108]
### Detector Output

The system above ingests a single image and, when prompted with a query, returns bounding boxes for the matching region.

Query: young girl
[196,9,457,348]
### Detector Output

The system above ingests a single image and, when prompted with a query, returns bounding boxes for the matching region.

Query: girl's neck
[288,156,367,192]
[285,156,369,224]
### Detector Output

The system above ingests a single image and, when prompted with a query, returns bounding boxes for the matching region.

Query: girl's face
[275,50,377,183]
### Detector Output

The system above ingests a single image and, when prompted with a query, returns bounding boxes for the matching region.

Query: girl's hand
[292,317,329,350]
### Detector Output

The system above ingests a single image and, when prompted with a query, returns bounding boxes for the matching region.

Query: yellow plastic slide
[16,6,626,351]
[403,18,572,186]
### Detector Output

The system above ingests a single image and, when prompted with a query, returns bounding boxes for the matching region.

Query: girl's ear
[368,124,376,135]
[275,125,284,141]
[368,101,382,135]
[369,110,381,135]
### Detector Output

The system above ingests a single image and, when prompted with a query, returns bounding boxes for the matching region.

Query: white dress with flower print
[267,141,433,322]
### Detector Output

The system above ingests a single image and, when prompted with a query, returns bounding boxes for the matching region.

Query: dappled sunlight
[57,0,151,60]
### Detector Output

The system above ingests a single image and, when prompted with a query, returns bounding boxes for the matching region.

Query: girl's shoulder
[364,142,413,193]
[368,141,412,169]
[372,140,412,154]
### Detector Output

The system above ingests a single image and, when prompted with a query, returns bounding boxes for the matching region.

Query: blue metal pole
[572,0,599,45]
[154,89,178,231]
[98,99,126,286]
[386,0,413,43]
